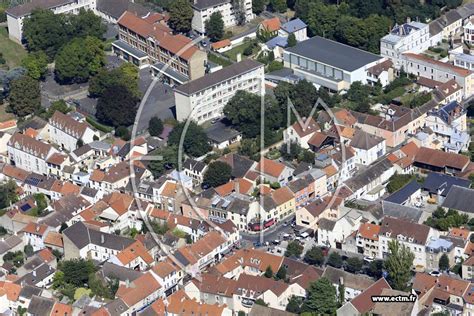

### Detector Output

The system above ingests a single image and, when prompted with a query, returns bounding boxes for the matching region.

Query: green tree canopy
[275,265,287,281]
[384,240,414,291]
[285,241,304,258]
[55,36,105,84]
[269,0,287,12]
[23,9,70,59]
[168,0,194,33]
[304,246,325,266]
[264,265,273,278]
[203,161,232,187]
[89,63,140,98]
[286,295,302,314]
[69,8,106,40]
[206,12,225,42]
[147,146,178,178]
[21,51,48,80]
[287,33,297,47]
[149,116,164,137]
[168,122,211,157]
[327,252,343,268]
[96,84,139,127]
[8,75,40,117]
[58,258,96,288]
[0,180,18,209]
[345,257,363,273]
[302,277,338,315]
[439,253,450,271]
[252,0,266,14]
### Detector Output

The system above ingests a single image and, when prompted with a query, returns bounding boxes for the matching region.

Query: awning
[112,40,148,60]
[151,62,189,84]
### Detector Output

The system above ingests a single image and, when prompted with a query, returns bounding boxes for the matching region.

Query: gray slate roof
[175,59,263,96]
[27,295,55,316]
[350,129,384,150]
[322,266,375,290]
[285,36,383,72]
[382,201,423,223]
[6,0,73,17]
[191,0,229,10]
[345,158,393,193]
[442,185,474,213]
[205,120,241,144]
[63,222,134,251]
[97,0,150,19]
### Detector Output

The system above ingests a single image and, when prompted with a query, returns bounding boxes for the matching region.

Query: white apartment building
[464,18,474,45]
[380,21,432,69]
[350,130,386,166]
[174,59,264,124]
[191,0,254,34]
[6,0,96,43]
[378,217,438,269]
[7,132,58,175]
[402,52,474,97]
[453,52,474,71]
[46,111,97,152]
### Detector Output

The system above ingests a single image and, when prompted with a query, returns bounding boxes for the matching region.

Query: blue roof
[426,237,453,250]
[433,101,460,124]
[266,36,288,49]
[422,172,471,197]
[385,180,421,205]
[281,18,307,33]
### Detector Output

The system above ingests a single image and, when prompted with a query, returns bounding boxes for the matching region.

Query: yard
[0,26,27,69]
[223,40,260,61]
[0,104,16,122]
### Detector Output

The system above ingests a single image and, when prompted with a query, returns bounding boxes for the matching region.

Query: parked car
[363,256,375,263]
[272,240,281,245]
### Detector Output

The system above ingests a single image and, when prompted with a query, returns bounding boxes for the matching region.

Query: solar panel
[20,204,31,212]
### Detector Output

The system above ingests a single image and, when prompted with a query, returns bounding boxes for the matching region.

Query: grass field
[223,40,259,61]
[0,26,27,69]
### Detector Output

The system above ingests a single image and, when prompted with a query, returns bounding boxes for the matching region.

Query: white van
[300,232,310,239]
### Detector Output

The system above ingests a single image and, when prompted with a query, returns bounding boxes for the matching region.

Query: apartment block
[174,59,264,124]
[115,11,207,84]
[6,0,96,43]
[191,0,254,34]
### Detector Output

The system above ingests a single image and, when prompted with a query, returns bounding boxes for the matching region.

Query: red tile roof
[256,158,286,178]
[261,17,281,32]
[350,278,391,314]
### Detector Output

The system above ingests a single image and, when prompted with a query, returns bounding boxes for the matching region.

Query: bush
[86,116,113,133]
[115,126,131,141]
[243,45,253,56]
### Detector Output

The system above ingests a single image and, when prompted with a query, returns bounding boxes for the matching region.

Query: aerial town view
[1,0,474,315]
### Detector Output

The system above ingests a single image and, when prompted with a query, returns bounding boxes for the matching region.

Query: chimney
[32,270,36,277]
[101,234,105,244]
[339,276,344,285]
[236,53,242,62]
[407,17,411,23]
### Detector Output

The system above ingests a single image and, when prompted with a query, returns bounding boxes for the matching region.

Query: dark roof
[27,295,55,316]
[191,0,229,10]
[16,263,55,286]
[113,40,148,59]
[205,120,241,144]
[285,36,382,72]
[218,153,255,178]
[380,216,431,245]
[6,0,73,18]
[63,222,134,251]
[100,262,143,282]
[422,172,470,197]
[19,285,42,299]
[183,158,207,173]
[350,129,384,150]
[97,0,150,19]
[382,202,423,223]
[249,305,297,316]
[322,266,374,290]
[384,180,421,205]
[345,158,393,193]
[318,218,336,231]
[175,59,263,96]
[442,186,474,213]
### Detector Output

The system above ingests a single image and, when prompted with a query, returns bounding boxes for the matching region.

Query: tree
[149,117,164,137]
[269,0,287,13]
[275,265,287,281]
[89,63,140,98]
[285,241,304,258]
[0,180,18,209]
[286,296,302,314]
[264,265,273,278]
[24,244,34,257]
[252,0,266,14]
[168,0,194,33]
[367,259,384,279]
[147,146,179,177]
[203,161,232,187]
[302,277,338,315]
[115,126,131,141]
[44,100,70,119]
[304,246,325,266]
[327,252,343,268]
[69,8,106,39]
[205,12,225,42]
[387,173,414,193]
[58,258,96,288]
[168,122,211,157]
[8,75,40,117]
[345,257,363,273]
[338,283,345,305]
[96,84,139,127]
[287,33,297,47]
[439,253,450,272]
[0,226,7,236]
[384,240,415,291]
[254,298,268,306]
[22,9,70,59]
[21,52,48,80]
[59,223,68,233]
[55,36,105,84]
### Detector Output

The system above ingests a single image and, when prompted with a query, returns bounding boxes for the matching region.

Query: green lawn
[0,26,27,69]
[208,53,232,67]
[223,40,259,61]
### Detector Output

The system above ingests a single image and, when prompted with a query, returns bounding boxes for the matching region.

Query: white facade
[191,0,254,34]
[353,140,386,166]
[46,121,96,152]
[380,21,433,69]
[7,135,57,175]
[175,60,264,124]
[7,0,97,43]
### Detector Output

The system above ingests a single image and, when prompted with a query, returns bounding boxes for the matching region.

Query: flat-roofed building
[283,36,387,92]
[174,59,264,124]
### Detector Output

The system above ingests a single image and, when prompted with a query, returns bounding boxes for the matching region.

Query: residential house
[322,266,375,302]
[184,273,237,311]
[45,111,97,152]
[279,18,308,42]
[442,185,474,215]
[7,132,58,175]
[422,172,471,204]
[356,222,381,258]
[183,158,208,186]
[378,217,438,268]
[283,117,320,150]
[205,120,242,149]
[21,223,50,251]
[255,158,294,186]
[152,260,181,296]
[296,195,342,232]
[109,240,154,271]
[317,209,363,249]
[174,59,264,124]
[415,147,471,175]
[350,129,386,166]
